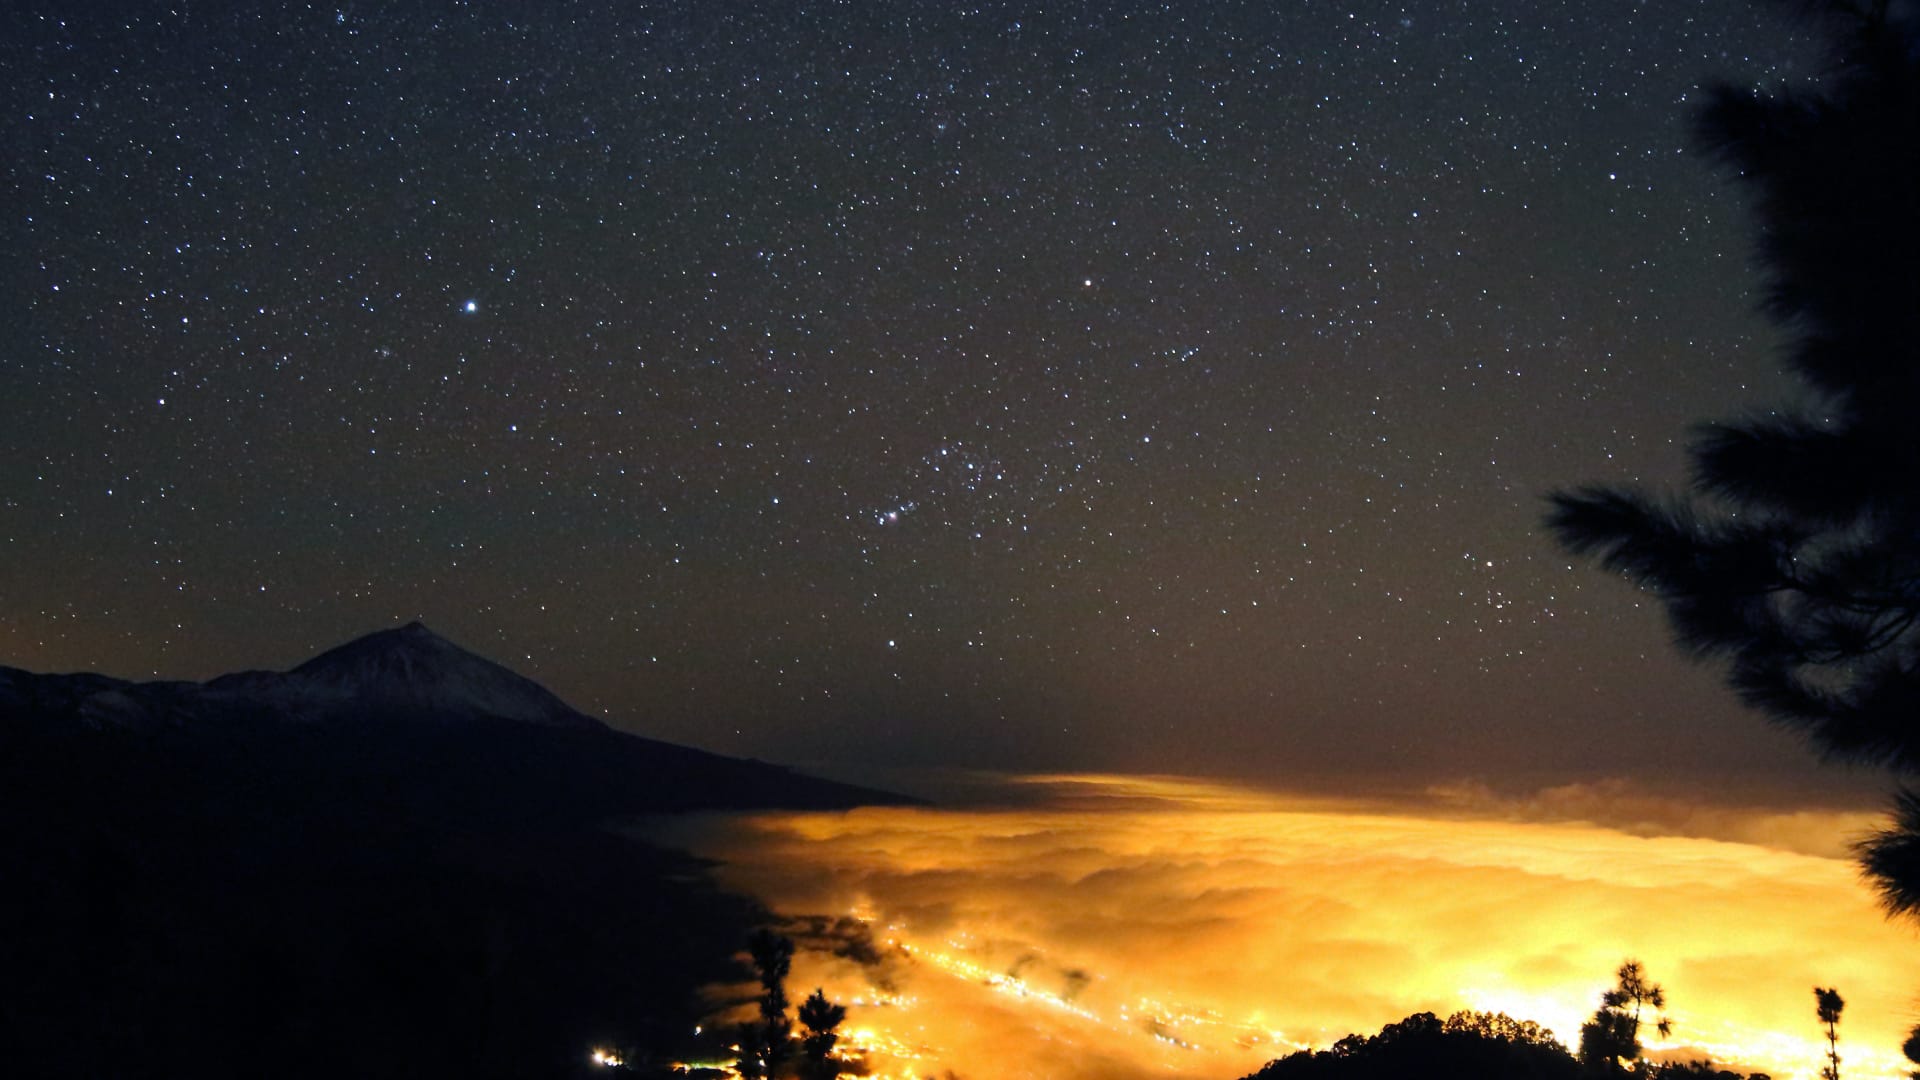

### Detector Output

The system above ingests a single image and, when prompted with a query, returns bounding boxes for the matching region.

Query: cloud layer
[658,775,1920,1080]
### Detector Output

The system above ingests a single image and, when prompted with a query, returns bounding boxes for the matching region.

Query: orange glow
[660,774,1920,1080]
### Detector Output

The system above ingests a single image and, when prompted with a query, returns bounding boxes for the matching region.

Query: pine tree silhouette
[797,987,849,1080]
[735,929,795,1078]
[1578,960,1671,1074]
[1547,0,1920,944]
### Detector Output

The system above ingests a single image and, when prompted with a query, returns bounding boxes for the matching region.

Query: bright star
[462,299,479,313]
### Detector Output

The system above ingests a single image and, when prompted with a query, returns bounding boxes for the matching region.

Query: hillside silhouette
[1242,1010,1763,1080]
[0,623,909,1078]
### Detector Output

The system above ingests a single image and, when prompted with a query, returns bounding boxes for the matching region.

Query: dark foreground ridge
[1241,1010,1766,1080]
[0,624,911,1079]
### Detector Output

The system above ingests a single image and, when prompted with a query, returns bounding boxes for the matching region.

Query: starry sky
[2,1,1864,796]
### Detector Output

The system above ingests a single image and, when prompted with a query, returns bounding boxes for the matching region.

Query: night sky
[2,2,1857,794]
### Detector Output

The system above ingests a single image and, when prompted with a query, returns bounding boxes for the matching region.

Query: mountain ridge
[0,621,911,816]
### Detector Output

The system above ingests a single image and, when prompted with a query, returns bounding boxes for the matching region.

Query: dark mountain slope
[0,624,907,1079]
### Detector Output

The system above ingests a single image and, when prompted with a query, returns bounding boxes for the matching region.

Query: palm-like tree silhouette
[1815,986,1845,1080]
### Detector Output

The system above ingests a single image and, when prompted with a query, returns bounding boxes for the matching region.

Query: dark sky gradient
[2,2,1860,795]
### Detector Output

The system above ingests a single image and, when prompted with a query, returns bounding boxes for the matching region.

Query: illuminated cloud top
[667,776,1920,1080]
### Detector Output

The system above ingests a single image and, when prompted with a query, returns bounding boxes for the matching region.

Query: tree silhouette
[1443,1009,1564,1049]
[1243,1009,1587,1080]
[1545,0,1920,947]
[1815,986,1845,1080]
[797,987,849,1080]
[1579,960,1671,1074]
[736,928,795,1078]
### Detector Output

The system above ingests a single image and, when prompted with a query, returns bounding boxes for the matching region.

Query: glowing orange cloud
[657,774,1920,1080]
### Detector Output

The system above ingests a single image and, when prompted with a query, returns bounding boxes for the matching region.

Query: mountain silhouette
[216,619,603,728]
[0,621,907,821]
[0,624,908,1078]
